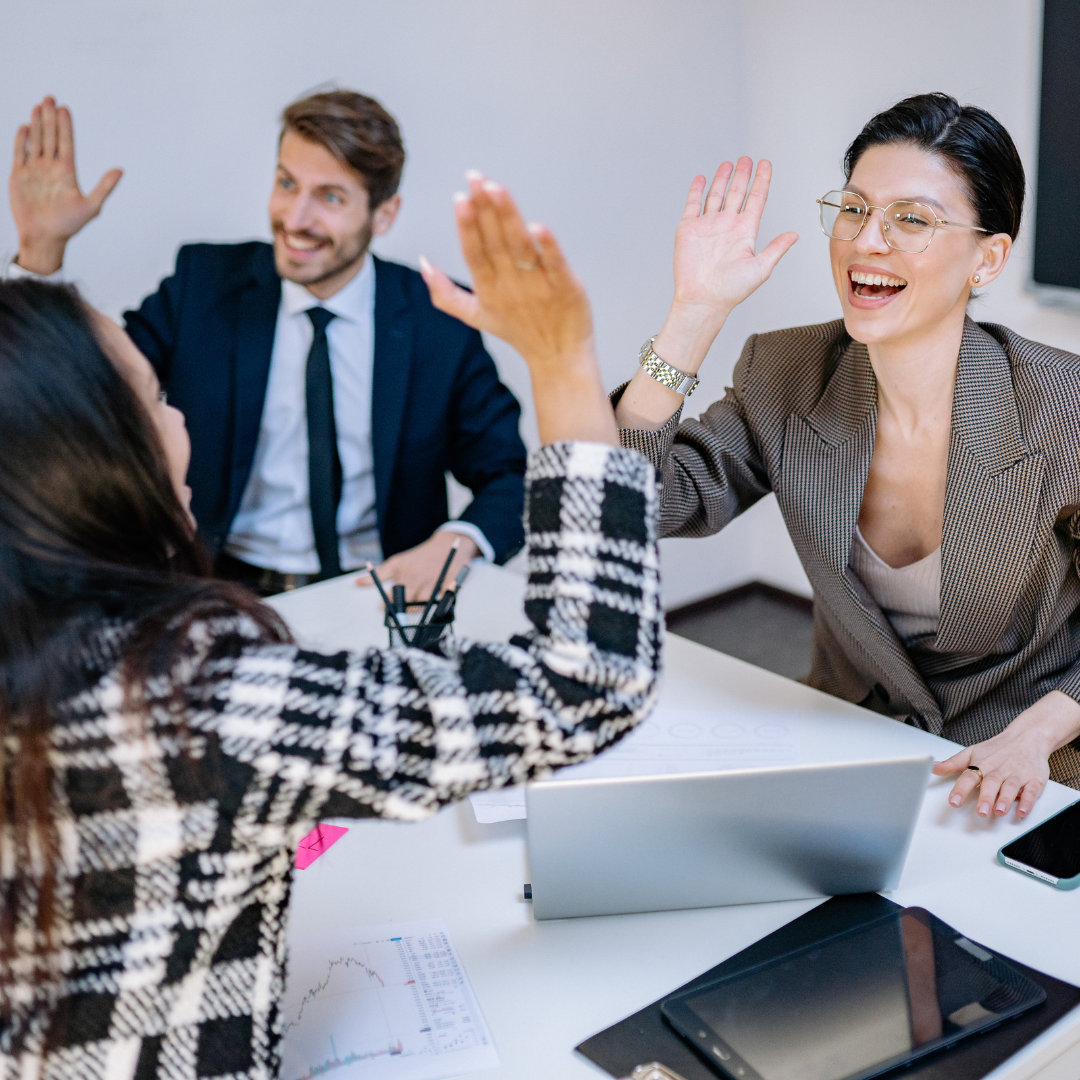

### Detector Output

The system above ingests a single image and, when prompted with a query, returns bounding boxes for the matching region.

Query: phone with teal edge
[997,799,1080,889]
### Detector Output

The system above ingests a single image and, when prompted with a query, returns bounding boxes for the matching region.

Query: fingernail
[465,169,483,181]
[978,801,991,816]
[995,802,1008,815]
[482,179,502,194]
[949,794,962,807]
[418,254,432,275]
[452,191,467,204]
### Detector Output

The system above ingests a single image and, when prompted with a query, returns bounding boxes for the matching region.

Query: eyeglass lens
[818,191,936,253]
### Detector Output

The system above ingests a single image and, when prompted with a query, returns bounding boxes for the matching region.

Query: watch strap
[638,336,699,397]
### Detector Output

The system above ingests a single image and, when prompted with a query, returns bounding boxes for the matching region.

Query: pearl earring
[973,275,981,284]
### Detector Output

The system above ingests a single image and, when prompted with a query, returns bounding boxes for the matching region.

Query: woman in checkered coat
[0,180,661,1077]
[615,92,1080,817]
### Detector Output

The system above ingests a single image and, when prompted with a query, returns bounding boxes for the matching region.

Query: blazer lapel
[936,318,1045,653]
[229,254,280,512]
[371,257,415,533]
[779,335,942,722]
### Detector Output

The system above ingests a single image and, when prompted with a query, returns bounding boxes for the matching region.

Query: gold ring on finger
[966,764,984,781]
[514,260,539,271]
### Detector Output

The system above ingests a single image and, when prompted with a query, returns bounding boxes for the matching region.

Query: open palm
[671,158,797,324]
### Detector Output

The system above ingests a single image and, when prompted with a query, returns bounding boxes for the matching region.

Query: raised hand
[10,96,123,274]
[670,158,798,334]
[421,173,615,446]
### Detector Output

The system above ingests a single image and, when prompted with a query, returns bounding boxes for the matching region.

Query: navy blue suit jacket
[123,242,527,563]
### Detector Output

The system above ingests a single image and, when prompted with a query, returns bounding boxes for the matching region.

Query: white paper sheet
[469,705,802,823]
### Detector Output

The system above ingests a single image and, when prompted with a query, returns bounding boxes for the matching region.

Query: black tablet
[660,907,1045,1080]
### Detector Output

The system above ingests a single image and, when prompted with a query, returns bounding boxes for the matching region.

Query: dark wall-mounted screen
[1033,0,1080,290]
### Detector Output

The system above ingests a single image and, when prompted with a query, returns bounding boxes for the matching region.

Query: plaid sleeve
[192,441,662,824]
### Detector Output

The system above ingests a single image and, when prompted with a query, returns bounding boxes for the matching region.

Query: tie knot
[306,306,335,335]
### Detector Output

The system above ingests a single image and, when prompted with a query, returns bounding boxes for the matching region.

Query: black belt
[215,552,327,597]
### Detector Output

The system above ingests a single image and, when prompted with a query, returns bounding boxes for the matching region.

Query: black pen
[418,540,458,627]
[365,562,408,639]
[431,582,458,623]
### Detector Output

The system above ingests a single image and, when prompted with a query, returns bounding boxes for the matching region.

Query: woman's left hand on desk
[933,690,1080,819]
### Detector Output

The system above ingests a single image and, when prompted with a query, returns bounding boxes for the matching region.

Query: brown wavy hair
[281,88,405,209]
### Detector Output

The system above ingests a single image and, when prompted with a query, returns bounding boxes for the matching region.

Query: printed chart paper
[279,918,498,1080]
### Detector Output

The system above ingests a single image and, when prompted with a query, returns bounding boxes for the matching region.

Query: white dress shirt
[6,251,493,573]
[226,260,381,573]
[224,254,492,572]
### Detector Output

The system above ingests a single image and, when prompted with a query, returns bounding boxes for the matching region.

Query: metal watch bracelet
[638,336,699,397]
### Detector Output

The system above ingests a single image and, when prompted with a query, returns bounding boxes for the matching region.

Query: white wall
[1,0,1074,608]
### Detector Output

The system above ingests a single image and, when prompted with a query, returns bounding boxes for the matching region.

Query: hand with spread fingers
[9,95,123,275]
[615,157,798,428]
[670,157,799,333]
[933,690,1080,819]
[420,172,616,447]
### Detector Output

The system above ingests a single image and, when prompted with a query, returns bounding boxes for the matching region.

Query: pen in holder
[366,544,461,651]
[383,587,457,649]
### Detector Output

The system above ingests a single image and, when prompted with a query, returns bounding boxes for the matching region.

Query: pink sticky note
[295,824,349,869]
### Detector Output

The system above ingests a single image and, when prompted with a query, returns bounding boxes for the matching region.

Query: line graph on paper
[279,918,498,1080]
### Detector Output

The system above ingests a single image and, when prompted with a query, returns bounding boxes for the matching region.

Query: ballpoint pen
[430,582,457,623]
[417,539,458,628]
[365,561,408,639]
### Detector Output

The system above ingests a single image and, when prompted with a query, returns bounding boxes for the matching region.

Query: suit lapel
[371,257,415,533]
[936,318,1044,652]
[779,335,942,721]
[229,253,280,507]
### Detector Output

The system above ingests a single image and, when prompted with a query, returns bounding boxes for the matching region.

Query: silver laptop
[525,755,932,919]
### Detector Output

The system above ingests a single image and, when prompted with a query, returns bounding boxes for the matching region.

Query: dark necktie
[305,307,341,578]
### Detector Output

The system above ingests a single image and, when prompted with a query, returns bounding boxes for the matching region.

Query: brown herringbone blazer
[620,317,1080,787]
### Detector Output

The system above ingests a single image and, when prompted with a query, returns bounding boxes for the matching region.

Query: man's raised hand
[10,96,123,274]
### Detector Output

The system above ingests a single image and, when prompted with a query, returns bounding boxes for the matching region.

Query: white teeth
[284,234,321,250]
[850,270,907,288]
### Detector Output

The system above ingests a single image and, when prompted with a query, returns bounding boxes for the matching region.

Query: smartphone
[997,799,1080,889]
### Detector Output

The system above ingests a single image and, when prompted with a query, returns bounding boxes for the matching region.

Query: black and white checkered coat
[620,318,1080,786]
[1,443,662,1079]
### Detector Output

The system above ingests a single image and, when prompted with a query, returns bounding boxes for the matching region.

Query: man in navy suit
[9,91,526,597]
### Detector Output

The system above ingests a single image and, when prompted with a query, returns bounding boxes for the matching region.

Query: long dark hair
[844,92,1025,240]
[0,280,288,997]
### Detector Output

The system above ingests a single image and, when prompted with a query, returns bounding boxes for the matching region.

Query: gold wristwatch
[638,336,699,397]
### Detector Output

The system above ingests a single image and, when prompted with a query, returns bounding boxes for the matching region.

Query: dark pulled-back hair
[844,91,1025,240]
[0,280,287,997]
[281,89,405,209]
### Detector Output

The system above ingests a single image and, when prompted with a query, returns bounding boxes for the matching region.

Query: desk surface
[269,564,1080,1080]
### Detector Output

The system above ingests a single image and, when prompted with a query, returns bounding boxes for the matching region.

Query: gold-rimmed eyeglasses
[817,189,990,254]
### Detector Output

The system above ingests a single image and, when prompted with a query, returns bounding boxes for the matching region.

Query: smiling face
[268,131,400,300]
[829,142,996,355]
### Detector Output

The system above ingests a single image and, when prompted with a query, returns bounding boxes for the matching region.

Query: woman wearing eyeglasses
[615,91,1080,818]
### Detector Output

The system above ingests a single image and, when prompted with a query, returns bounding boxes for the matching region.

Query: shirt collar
[281,251,375,324]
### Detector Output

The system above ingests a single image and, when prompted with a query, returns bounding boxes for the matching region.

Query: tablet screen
[661,908,1045,1080]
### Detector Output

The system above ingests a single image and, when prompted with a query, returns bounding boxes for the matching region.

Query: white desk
[269,564,1080,1080]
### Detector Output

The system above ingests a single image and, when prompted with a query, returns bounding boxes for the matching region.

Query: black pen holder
[384,592,457,650]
